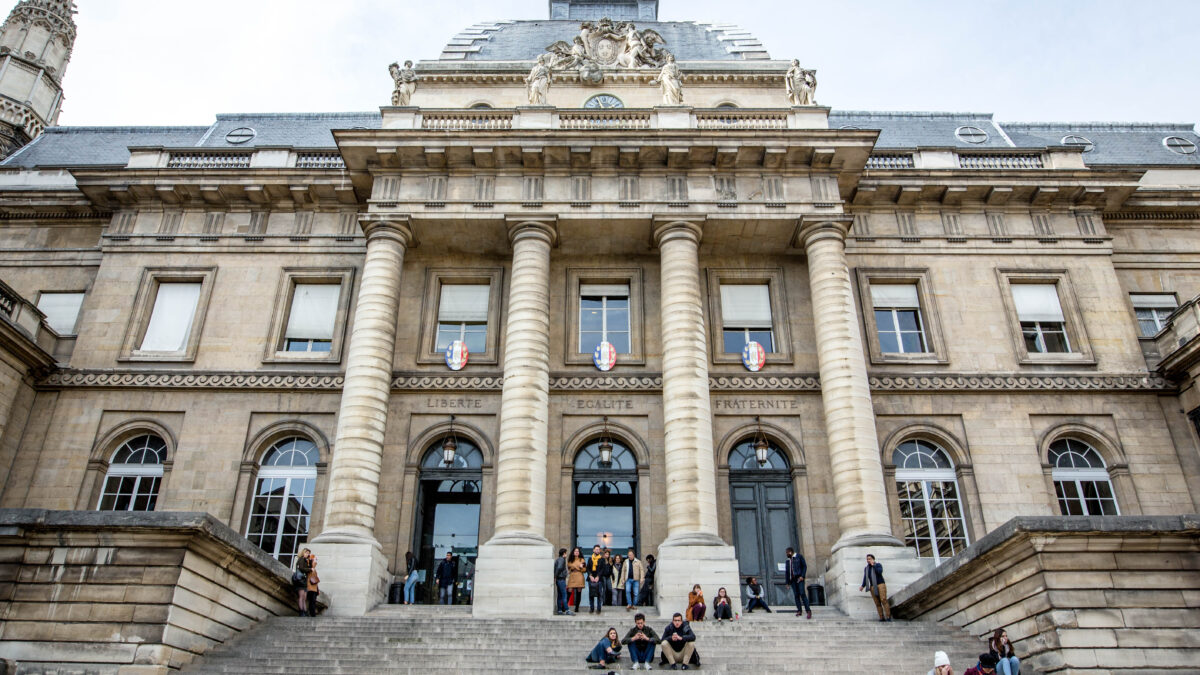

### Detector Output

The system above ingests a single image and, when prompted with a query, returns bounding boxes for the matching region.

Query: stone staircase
[181,605,987,674]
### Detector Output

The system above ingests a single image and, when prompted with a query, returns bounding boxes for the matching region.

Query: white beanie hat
[934,651,951,668]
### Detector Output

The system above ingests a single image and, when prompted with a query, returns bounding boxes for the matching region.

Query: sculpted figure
[650,53,683,105]
[786,59,817,106]
[547,35,589,69]
[389,60,417,106]
[526,54,553,105]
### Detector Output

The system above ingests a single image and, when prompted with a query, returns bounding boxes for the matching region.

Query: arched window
[729,439,790,471]
[573,437,638,552]
[892,439,969,564]
[97,434,167,511]
[245,437,318,567]
[1049,438,1119,516]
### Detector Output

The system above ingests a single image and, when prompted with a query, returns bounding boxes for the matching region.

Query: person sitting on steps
[964,653,999,675]
[745,576,771,613]
[659,612,698,670]
[685,584,705,621]
[585,626,622,669]
[713,586,733,622]
[621,612,660,670]
[988,628,1020,675]
[928,650,954,675]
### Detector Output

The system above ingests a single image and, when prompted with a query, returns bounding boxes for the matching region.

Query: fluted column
[309,216,411,615]
[472,218,556,617]
[799,217,918,618]
[651,219,740,618]
[655,220,720,540]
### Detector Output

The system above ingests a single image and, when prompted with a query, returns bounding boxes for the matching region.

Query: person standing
[294,548,313,616]
[785,547,812,619]
[568,547,586,613]
[620,548,644,611]
[639,553,656,607]
[435,551,457,605]
[304,553,320,617]
[745,576,771,613]
[402,550,419,605]
[554,547,572,615]
[660,612,697,670]
[612,554,625,606]
[858,553,891,621]
[586,545,609,614]
[601,549,615,606]
[621,612,660,670]
[989,628,1020,675]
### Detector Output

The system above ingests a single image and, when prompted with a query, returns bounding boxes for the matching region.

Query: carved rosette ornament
[545,17,673,84]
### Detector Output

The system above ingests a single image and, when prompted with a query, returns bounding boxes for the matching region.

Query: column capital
[359,215,415,247]
[794,215,853,249]
[652,217,704,247]
[504,216,558,246]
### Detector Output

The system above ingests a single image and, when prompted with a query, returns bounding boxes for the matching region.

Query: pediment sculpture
[546,17,672,83]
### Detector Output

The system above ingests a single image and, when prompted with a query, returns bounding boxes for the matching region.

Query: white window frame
[36,291,85,335]
[245,439,319,565]
[565,268,645,366]
[1130,293,1177,338]
[997,270,1094,365]
[893,441,970,565]
[706,268,793,365]
[264,268,355,364]
[418,269,504,366]
[871,284,928,354]
[96,435,166,512]
[121,268,216,363]
[1049,439,1120,517]
[578,284,631,354]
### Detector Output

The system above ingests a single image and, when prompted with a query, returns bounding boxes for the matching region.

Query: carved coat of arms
[546,17,671,83]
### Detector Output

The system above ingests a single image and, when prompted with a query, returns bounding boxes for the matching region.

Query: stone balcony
[1154,294,1200,378]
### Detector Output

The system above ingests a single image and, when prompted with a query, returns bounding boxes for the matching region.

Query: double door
[729,477,799,607]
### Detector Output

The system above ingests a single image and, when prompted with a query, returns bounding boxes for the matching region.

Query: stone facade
[0,0,1196,637]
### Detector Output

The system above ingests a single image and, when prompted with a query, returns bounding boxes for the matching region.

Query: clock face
[584,94,624,109]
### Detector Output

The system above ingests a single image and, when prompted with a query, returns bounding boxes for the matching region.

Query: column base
[654,533,741,619]
[824,540,923,619]
[307,540,390,616]
[471,532,554,618]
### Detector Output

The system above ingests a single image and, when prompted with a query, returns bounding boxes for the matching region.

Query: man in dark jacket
[858,553,891,621]
[435,552,456,605]
[553,547,572,615]
[963,652,999,675]
[621,612,660,669]
[659,612,697,670]
[585,545,609,614]
[785,547,812,619]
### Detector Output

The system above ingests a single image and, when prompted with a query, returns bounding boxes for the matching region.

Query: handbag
[292,570,307,587]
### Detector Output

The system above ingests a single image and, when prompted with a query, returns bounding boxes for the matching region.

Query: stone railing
[890,515,1200,674]
[865,153,915,170]
[694,109,790,129]
[559,109,652,129]
[1153,294,1200,378]
[957,153,1045,169]
[0,509,316,673]
[295,151,346,169]
[0,278,57,357]
[165,152,253,169]
[421,109,515,130]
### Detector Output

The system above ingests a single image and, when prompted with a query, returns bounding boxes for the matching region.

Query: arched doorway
[413,437,483,605]
[728,438,798,606]
[572,437,638,554]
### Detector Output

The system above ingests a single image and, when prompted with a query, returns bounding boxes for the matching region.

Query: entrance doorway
[728,438,798,606]
[413,438,483,605]
[572,437,638,554]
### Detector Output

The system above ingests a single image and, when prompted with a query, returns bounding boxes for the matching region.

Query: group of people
[930,629,1021,675]
[291,548,320,616]
[586,612,700,670]
[557,545,656,615]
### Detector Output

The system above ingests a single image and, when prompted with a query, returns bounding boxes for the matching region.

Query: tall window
[1012,284,1070,353]
[436,284,490,354]
[573,439,637,552]
[871,284,927,353]
[720,283,774,353]
[97,434,166,512]
[1130,294,1176,337]
[579,283,630,354]
[283,283,340,352]
[246,437,318,567]
[1049,438,1119,516]
[139,282,202,351]
[893,440,969,564]
[36,291,85,335]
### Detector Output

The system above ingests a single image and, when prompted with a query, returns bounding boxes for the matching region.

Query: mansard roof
[436,20,769,62]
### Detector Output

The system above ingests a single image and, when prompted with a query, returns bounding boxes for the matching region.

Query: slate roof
[829,111,1017,150]
[437,20,769,61]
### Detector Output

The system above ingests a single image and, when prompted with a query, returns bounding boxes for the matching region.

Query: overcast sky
[57,0,1199,127]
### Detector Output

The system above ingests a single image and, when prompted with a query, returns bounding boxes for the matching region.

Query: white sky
[57,0,1199,127]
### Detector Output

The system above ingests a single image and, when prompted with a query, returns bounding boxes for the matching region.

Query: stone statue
[525,54,553,105]
[786,59,817,106]
[544,17,672,75]
[389,60,417,106]
[650,53,683,105]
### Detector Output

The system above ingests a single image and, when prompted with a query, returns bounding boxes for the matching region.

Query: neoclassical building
[0,0,1198,621]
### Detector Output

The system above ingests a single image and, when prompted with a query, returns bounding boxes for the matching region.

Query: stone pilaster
[799,217,920,618]
[651,219,740,618]
[309,216,412,616]
[472,218,557,617]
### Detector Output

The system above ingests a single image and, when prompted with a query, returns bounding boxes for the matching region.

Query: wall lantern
[598,416,614,467]
[442,415,459,466]
[753,416,770,467]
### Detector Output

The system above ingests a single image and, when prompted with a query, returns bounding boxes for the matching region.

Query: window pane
[438,284,489,322]
[310,340,332,353]
[139,282,202,351]
[900,332,925,353]
[723,329,746,354]
[879,331,900,354]
[896,309,921,332]
[1041,326,1070,353]
[1137,319,1159,337]
[464,329,486,355]
[608,332,631,354]
[37,292,85,335]
[747,330,774,352]
[875,309,897,332]
[284,284,339,340]
[580,306,603,333]
[436,324,460,350]
[606,305,630,332]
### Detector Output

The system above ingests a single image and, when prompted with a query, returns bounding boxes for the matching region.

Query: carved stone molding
[40,370,344,390]
[869,374,1171,392]
[392,375,504,391]
[551,375,662,391]
[709,375,821,391]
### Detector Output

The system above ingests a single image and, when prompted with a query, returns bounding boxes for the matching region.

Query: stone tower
[0,0,75,157]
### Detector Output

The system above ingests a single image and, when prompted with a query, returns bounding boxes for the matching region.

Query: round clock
[584,94,624,109]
